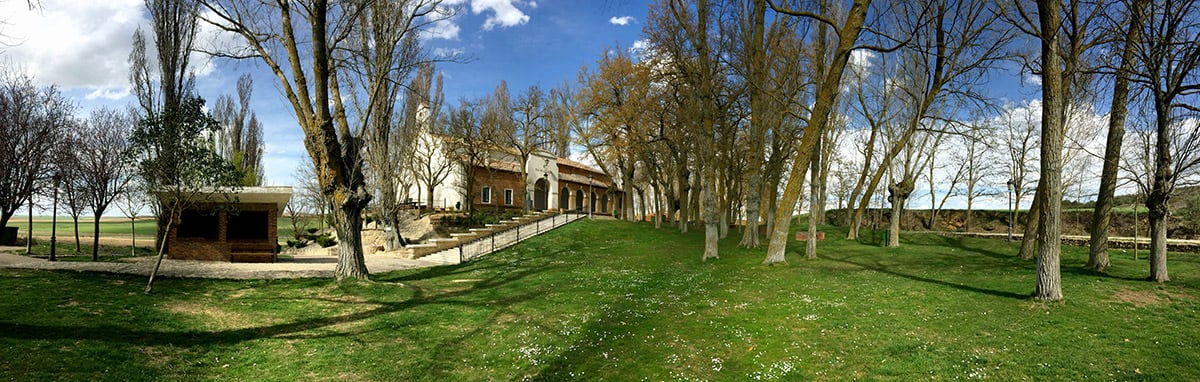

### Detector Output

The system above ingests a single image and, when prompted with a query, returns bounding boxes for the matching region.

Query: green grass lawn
[1,219,1197,380]
[15,240,158,261]
[5,216,316,245]
[4,217,157,240]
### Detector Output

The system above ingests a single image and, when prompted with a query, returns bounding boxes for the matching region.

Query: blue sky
[2,0,1083,213]
[2,0,650,187]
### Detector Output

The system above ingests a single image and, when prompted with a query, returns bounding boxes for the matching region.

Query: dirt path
[0,249,450,280]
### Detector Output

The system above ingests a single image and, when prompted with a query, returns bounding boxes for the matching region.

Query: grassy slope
[1,220,1197,381]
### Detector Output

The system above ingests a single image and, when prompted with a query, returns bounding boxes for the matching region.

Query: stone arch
[534,178,549,210]
[559,187,570,211]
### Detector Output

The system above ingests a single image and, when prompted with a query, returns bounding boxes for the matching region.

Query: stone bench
[230,252,276,263]
[795,232,825,241]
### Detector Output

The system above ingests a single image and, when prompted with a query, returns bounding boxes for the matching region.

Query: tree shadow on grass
[935,235,1020,262]
[0,251,563,349]
[827,253,1029,300]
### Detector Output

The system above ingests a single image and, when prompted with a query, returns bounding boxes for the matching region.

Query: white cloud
[469,0,531,30]
[433,47,465,58]
[849,50,874,73]
[424,17,462,40]
[418,0,530,39]
[0,0,225,98]
[1023,72,1042,86]
[609,16,635,26]
[629,39,649,53]
[0,0,143,93]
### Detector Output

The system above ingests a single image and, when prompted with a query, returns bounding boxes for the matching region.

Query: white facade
[403,131,566,211]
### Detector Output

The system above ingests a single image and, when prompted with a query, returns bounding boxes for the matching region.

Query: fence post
[536,219,540,234]
[517,224,520,242]
[491,232,495,253]
[458,242,463,263]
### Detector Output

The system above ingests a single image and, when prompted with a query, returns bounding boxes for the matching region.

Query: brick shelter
[161,186,292,263]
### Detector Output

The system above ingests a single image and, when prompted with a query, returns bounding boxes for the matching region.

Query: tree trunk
[763,159,807,264]
[719,205,729,239]
[333,207,370,280]
[885,177,914,248]
[26,201,32,254]
[653,182,663,229]
[1088,0,1145,272]
[1019,185,1044,260]
[72,216,81,253]
[965,193,974,232]
[888,197,903,248]
[740,172,762,247]
[638,188,647,221]
[624,171,636,221]
[1033,0,1064,301]
[130,217,136,257]
[806,175,819,259]
[145,216,174,294]
[806,137,822,258]
[763,9,874,262]
[702,176,720,261]
[91,215,102,261]
[1146,187,1170,281]
[426,185,435,211]
[765,187,777,238]
[739,0,767,248]
[678,189,689,233]
[382,216,402,251]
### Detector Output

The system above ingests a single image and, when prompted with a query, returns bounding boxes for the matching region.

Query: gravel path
[0,247,449,280]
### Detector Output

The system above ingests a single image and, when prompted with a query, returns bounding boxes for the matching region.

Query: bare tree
[645,0,727,260]
[0,72,69,234]
[446,98,497,216]
[212,74,264,186]
[199,0,451,280]
[763,0,875,264]
[546,82,578,158]
[146,0,199,114]
[957,122,1000,231]
[999,101,1040,237]
[1128,0,1200,282]
[1088,0,1149,271]
[503,84,549,213]
[293,160,328,231]
[78,107,136,261]
[408,66,454,214]
[846,0,1011,247]
[56,123,88,254]
[115,183,146,257]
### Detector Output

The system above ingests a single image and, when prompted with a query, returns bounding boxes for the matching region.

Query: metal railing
[422,211,587,265]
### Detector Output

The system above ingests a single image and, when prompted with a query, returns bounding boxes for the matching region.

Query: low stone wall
[936,232,1200,253]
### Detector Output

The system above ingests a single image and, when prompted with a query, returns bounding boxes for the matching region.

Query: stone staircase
[399,210,584,264]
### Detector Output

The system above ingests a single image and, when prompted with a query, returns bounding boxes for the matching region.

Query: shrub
[314,234,337,248]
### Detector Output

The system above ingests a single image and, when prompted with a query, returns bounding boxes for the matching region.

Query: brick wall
[471,167,526,211]
[167,202,279,262]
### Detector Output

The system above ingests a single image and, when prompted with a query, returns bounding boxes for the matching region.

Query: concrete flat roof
[156,186,294,210]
